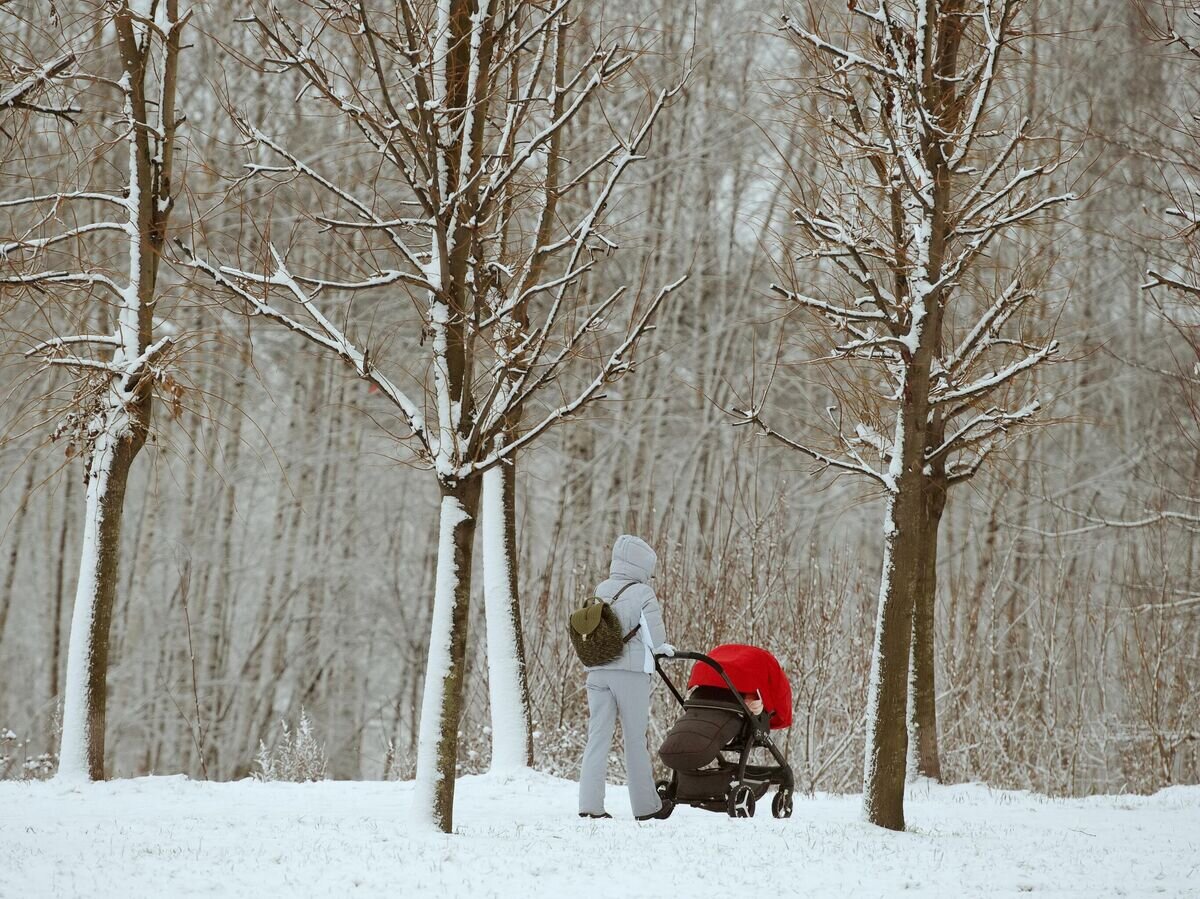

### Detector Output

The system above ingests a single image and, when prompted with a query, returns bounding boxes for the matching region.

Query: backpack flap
[569,602,605,639]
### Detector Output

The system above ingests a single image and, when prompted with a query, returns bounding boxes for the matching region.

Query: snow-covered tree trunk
[57,418,144,780]
[482,453,534,773]
[412,479,482,832]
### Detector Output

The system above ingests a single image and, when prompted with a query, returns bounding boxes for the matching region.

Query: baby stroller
[653,644,795,819]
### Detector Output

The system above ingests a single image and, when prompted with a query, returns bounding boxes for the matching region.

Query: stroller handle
[654,650,762,721]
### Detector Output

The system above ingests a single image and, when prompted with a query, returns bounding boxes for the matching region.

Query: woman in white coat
[578,534,674,820]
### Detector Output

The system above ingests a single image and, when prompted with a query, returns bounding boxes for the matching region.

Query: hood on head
[609,534,657,584]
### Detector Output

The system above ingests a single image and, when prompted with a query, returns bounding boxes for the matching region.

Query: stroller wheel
[771,788,793,819]
[654,780,676,819]
[726,783,756,818]
[655,778,676,802]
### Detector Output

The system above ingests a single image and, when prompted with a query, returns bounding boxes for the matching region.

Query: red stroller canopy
[686,644,793,729]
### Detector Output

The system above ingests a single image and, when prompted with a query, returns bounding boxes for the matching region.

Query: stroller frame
[654,651,795,819]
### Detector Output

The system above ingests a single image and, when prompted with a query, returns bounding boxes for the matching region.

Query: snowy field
[2,773,1197,898]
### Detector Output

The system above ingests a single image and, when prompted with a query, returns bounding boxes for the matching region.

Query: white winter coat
[585,535,668,674]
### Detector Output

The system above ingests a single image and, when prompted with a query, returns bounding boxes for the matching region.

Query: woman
[578,534,674,821]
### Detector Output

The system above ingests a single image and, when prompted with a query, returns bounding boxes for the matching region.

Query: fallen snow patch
[1,773,1196,897]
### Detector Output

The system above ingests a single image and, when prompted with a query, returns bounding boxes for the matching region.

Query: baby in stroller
[740,692,764,716]
[653,644,795,819]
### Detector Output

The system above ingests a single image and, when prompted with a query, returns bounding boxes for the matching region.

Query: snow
[411,494,472,828]
[117,75,141,364]
[429,300,457,477]
[481,464,529,775]
[456,9,484,189]
[1,775,1196,898]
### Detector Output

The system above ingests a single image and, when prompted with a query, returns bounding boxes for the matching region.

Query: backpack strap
[608,581,642,643]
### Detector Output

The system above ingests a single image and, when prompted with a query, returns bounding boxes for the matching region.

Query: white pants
[578,669,662,817]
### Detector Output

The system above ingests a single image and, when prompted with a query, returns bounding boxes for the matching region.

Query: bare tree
[1142,2,1200,309]
[0,15,78,655]
[1,0,187,780]
[737,0,1071,829]
[180,0,684,831]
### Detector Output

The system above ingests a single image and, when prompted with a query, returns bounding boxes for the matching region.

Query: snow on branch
[0,221,133,258]
[471,285,626,443]
[946,0,1018,168]
[957,158,1053,229]
[934,341,1057,406]
[926,400,1040,463]
[478,261,596,331]
[0,271,125,299]
[770,284,889,322]
[497,78,684,407]
[730,404,895,492]
[25,334,122,357]
[945,439,999,484]
[29,334,176,389]
[0,191,127,210]
[0,52,77,118]
[781,14,902,80]
[232,120,432,287]
[1006,505,1200,539]
[943,277,1033,378]
[176,241,433,454]
[954,192,1076,239]
[1145,268,1200,298]
[480,46,632,205]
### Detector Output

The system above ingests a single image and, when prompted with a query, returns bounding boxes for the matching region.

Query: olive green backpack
[568,582,640,667]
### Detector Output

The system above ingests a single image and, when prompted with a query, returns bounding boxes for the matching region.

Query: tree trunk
[413,475,482,832]
[0,458,37,652]
[908,477,948,782]
[482,454,534,773]
[863,382,936,829]
[49,474,74,712]
[863,488,919,829]
[57,424,144,781]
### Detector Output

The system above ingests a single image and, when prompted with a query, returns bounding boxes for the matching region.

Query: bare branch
[935,341,1058,406]
[1145,268,1200,298]
[473,276,687,474]
[730,404,894,491]
[0,52,76,116]
[176,240,433,453]
[781,14,902,80]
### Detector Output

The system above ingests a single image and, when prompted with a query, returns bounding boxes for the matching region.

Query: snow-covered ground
[2,773,1197,898]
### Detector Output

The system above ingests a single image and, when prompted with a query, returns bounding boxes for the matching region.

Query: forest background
[1,0,1197,808]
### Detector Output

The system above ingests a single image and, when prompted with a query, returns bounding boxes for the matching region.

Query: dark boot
[635,804,671,821]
